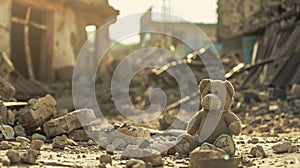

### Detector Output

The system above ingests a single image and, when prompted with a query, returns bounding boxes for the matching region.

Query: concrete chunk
[17,94,56,131]
[43,108,96,137]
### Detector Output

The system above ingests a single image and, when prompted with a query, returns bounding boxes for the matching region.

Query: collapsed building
[0,0,118,81]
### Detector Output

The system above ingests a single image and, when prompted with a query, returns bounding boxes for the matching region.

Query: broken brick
[43,108,96,137]
[17,94,56,131]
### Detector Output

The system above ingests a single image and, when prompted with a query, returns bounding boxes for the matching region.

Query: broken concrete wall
[0,0,12,55]
[217,0,300,40]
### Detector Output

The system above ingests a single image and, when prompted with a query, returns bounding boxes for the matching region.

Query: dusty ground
[0,124,299,168]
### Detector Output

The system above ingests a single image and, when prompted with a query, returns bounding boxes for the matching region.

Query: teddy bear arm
[224,112,242,136]
[187,112,203,136]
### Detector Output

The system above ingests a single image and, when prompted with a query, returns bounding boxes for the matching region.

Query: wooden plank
[3,102,27,107]
[24,6,35,80]
[11,17,47,30]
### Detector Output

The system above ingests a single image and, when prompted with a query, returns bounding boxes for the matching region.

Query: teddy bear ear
[199,79,211,94]
[225,80,235,97]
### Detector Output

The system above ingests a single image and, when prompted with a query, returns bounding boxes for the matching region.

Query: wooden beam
[24,6,35,80]
[11,17,47,30]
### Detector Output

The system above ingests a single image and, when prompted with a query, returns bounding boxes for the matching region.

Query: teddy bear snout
[201,94,222,111]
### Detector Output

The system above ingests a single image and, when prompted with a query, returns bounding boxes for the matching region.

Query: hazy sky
[108,0,218,44]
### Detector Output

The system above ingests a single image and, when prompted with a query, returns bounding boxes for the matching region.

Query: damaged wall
[217,0,300,40]
[0,0,11,55]
[0,0,118,81]
[53,8,77,69]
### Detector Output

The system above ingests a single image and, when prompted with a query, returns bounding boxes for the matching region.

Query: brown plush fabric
[177,79,241,155]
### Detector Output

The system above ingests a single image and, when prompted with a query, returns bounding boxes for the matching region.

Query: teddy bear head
[198,79,235,111]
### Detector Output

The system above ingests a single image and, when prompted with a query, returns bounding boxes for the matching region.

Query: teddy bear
[175,79,242,156]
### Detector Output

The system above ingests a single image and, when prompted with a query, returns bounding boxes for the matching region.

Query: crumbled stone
[138,140,151,149]
[99,154,112,165]
[53,109,68,119]
[16,136,30,143]
[1,156,11,166]
[17,94,56,131]
[123,148,163,167]
[250,145,267,158]
[43,108,96,137]
[112,138,127,150]
[7,110,16,125]
[68,129,90,142]
[30,139,44,150]
[248,137,259,144]
[22,149,39,164]
[126,158,146,168]
[52,135,70,149]
[31,133,47,141]
[14,124,26,137]
[6,149,21,164]
[106,145,115,154]
[288,145,299,153]
[0,124,15,139]
[87,139,97,146]
[0,141,12,150]
[272,141,292,153]
[98,137,111,148]
[0,78,15,101]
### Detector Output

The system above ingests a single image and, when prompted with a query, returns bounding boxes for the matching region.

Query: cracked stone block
[17,94,56,131]
[43,108,96,137]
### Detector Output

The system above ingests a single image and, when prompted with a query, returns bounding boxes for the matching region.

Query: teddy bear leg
[175,134,199,155]
[200,142,228,154]
[213,134,236,156]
